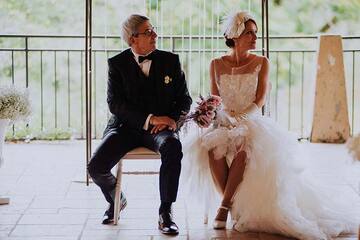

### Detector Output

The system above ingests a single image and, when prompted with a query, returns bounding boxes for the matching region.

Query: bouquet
[346,134,360,161]
[178,94,222,128]
[0,85,31,122]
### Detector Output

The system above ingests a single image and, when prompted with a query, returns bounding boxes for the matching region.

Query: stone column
[310,35,350,143]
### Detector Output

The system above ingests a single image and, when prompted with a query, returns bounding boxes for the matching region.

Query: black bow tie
[138,53,154,63]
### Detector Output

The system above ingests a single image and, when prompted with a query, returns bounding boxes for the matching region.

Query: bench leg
[0,197,10,205]
[203,211,208,224]
[114,159,123,225]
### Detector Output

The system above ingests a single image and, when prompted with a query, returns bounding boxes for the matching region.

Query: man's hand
[149,116,177,133]
[150,124,168,134]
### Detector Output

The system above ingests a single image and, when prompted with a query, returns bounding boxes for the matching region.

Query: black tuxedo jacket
[104,48,192,134]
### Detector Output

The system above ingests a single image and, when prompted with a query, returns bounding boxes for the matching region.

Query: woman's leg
[214,151,247,222]
[208,150,229,195]
[222,150,247,207]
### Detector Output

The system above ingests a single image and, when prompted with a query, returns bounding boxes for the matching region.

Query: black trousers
[87,126,183,207]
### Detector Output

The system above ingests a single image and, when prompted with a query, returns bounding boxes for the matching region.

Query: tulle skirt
[181,112,360,239]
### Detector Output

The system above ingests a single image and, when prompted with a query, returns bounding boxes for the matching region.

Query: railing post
[85,0,93,186]
[25,36,29,87]
[261,0,265,57]
[171,36,175,53]
[261,0,270,116]
[352,51,355,136]
[24,36,30,141]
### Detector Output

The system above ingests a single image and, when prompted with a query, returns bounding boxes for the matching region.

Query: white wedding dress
[182,56,360,239]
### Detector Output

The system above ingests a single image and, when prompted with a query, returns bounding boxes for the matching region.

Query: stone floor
[0,140,359,240]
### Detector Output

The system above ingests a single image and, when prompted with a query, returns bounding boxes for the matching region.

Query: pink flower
[177,94,222,129]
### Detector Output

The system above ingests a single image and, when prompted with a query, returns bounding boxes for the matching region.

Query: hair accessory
[222,11,255,39]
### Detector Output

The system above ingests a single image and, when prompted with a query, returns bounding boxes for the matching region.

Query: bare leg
[208,150,229,195]
[215,151,247,222]
[222,151,247,207]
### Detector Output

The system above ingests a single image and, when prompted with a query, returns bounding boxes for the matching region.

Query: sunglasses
[134,26,157,37]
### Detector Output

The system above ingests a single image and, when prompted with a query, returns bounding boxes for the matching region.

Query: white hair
[121,14,149,46]
[222,11,256,39]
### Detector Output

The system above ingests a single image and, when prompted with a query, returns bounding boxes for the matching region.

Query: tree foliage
[1,0,359,35]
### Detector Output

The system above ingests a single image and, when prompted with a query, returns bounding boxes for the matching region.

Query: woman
[183,11,360,239]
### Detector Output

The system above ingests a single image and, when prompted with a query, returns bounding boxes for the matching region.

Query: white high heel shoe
[213,206,229,229]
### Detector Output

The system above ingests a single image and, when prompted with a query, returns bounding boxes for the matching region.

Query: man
[87,14,192,235]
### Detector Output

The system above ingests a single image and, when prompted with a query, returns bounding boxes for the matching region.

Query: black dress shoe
[102,192,127,224]
[102,207,114,224]
[158,212,179,235]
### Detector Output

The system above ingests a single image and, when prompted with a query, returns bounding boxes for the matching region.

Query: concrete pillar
[310,35,350,143]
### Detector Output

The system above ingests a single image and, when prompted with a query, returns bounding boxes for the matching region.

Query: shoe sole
[102,219,114,225]
[158,225,179,235]
[102,199,127,224]
[213,226,226,230]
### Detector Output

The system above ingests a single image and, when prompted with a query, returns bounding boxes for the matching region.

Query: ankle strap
[219,206,230,210]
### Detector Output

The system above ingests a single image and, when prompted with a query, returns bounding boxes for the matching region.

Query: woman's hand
[235,103,259,121]
[235,114,248,121]
[198,115,212,128]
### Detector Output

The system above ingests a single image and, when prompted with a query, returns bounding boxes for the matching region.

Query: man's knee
[160,136,182,152]
[87,131,119,178]
[87,158,98,179]
[87,149,108,179]
[159,137,183,161]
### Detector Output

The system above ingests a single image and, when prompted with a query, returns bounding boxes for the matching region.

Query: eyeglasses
[134,26,157,37]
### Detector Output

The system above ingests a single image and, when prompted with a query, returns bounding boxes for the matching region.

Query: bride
[182,11,360,239]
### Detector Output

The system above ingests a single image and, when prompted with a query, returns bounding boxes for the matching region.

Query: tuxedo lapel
[148,50,159,79]
[146,50,160,113]
[124,49,143,85]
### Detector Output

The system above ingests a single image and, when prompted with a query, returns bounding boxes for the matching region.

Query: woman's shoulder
[252,54,269,64]
[210,56,232,76]
[250,54,265,61]
[210,56,224,65]
[209,56,227,73]
[249,55,269,72]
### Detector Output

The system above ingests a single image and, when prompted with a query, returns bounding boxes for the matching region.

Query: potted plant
[0,85,31,205]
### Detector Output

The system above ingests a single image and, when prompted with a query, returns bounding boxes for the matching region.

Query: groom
[87,14,192,235]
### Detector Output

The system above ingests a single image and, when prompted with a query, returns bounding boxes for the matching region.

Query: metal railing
[0,34,359,139]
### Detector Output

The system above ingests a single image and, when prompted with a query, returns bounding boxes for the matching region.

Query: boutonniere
[164,75,172,84]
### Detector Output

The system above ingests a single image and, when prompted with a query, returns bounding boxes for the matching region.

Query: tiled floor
[0,141,359,240]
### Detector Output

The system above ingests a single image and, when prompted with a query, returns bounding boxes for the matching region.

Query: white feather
[222,11,255,39]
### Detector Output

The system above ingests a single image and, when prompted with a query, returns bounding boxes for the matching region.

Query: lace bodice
[218,65,261,113]
[212,56,262,114]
